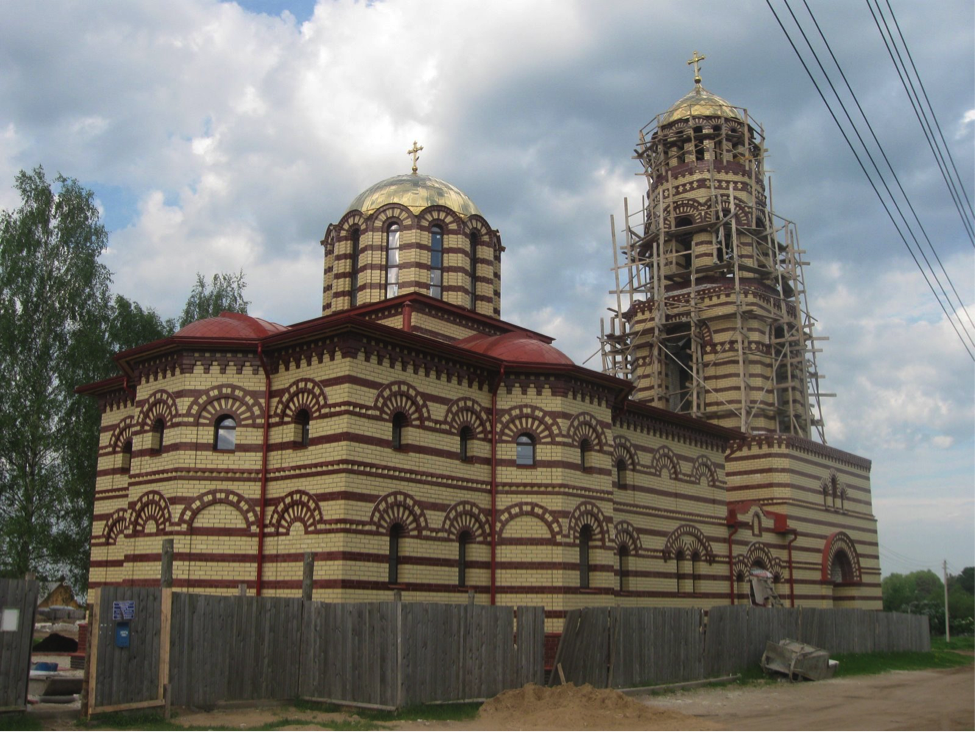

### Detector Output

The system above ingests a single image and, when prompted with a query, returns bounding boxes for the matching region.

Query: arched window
[459,426,473,461]
[430,224,443,299]
[579,525,593,589]
[468,232,478,310]
[616,459,627,489]
[691,551,701,594]
[618,544,629,592]
[294,409,311,447]
[151,419,165,454]
[350,227,361,307]
[515,433,535,466]
[388,523,403,584]
[458,531,471,587]
[385,222,400,298]
[831,550,854,583]
[121,440,132,473]
[214,415,236,451]
[676,550,686,594]
[579,439,591,471]
[391,412,407,450]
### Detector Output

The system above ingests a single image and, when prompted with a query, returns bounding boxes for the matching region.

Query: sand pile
[475,683,719,730]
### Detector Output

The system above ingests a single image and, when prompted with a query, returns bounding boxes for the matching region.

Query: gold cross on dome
[688,51,706,85]
[407,140,424,175]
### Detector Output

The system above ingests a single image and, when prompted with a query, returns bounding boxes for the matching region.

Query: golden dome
[345,174,482,218]
[660,84,743,125]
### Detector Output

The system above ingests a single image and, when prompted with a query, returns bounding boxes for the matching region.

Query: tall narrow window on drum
[350,227,360,307]
[385,223,400,298]
[430,225,443,299]
[468,232,478,310]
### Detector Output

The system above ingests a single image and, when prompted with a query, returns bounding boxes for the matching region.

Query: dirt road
[639,664,975,730]
[41,663,974,731]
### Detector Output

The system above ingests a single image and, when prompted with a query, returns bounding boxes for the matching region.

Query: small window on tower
[385,223,400,298]
[214,415,236,451]
[516,433,535,466]
[430,225,444,299]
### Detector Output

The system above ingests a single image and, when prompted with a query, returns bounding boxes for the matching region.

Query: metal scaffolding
[600,103,829,441]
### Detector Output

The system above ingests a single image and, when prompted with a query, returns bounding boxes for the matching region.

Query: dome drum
[322,173,502,318]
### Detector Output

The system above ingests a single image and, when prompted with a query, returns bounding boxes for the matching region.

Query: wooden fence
[0,578,39,712]
[552,607,706,688]
[89,590,545,712]
[704,605,931,677]
[554,605,931,688]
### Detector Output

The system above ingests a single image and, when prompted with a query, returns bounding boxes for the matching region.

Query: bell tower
[602,55,826,438]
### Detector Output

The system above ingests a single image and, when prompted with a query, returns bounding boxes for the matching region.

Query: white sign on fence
[112,600,135,621]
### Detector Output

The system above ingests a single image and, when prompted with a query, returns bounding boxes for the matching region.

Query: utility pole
[943,559,951,643]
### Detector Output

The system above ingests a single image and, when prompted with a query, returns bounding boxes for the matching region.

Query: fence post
[468,590,475,607]
[395,590,404,710]
[238,583,247,597]
[84,588,101,718]
[159,539,174,717]
[302,553,314,602]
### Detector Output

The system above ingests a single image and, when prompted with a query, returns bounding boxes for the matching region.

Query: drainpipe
[786,529,799,608]
[402,301,413,332]
[489,365,505,606]
[255,343,272,596]
[727,524,739,605]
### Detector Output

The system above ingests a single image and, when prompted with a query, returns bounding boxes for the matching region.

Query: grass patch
[931,635,975,652]
[78,710,388,731]
[832,648,973,677]
[80,711,178,730]
[292,699,341,714]
[0,713,43,731]
[358,702,482,723]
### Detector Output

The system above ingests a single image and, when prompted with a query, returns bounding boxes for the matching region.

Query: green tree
[0,167,112,583]
[178,271,249,328]
[957,566,974,595]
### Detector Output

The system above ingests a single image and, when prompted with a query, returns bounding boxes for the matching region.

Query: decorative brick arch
[130,491,172,536]
[109,416,135,452]
[670,197,707,226]
[178,489,259,532]
[612,436,639,470]
[614,520,642,555]
[566,412,608,452]
[418,206,464,233]
[663,524,715,564]
[568,501,609,546]
[650,446,682,479]
[336,211,366,236]
[691,455,719,487]
[268,490,325,535]
[463,216,492,239]
[441,501,490,541]
[369,203,418,232]
[734,542,784,580]
[497,502,563,541]
[137,389,178,429]
[273,378,328,423]
[370,491,429,536]
[374,381,431,426]
[821,531,862,583]
[497,405,561,443]
[102,509,129,545]
[186,385,264,427]
[442,397,490,437]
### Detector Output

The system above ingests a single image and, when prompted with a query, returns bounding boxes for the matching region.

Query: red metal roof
[454,331,574,365]
[175,312,289,340]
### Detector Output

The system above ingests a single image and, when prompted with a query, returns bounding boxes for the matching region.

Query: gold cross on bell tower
[688,51,706,86]
[407,140,424,175]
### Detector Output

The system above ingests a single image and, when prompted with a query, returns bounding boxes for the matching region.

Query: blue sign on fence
[112,601,135,621]
[115,622,130,648]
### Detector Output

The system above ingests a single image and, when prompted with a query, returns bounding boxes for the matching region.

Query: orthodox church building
[81,61,882,635]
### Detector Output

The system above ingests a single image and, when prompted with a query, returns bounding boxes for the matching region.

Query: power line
[875,0,975,244]
[765,0,975,360]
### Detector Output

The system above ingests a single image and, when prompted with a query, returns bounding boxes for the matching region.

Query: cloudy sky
[2,0,972,578]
